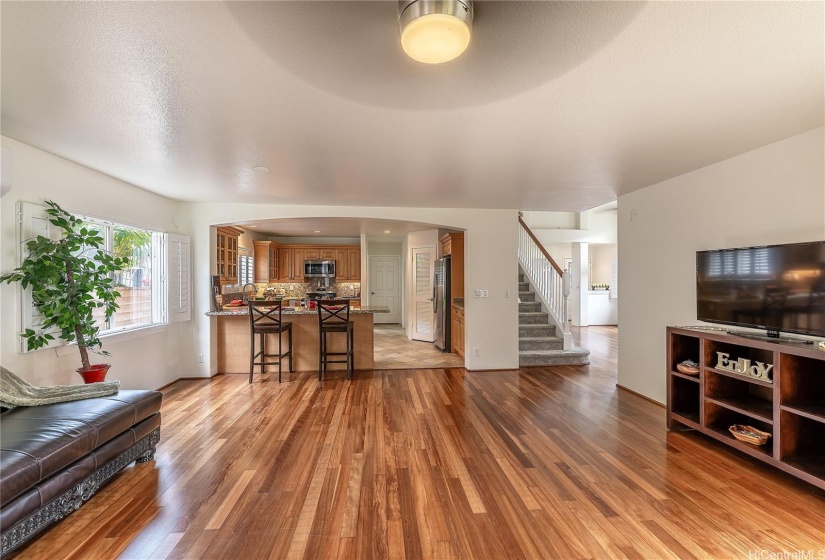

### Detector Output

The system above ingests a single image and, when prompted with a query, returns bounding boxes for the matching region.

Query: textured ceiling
[1,1,823,211]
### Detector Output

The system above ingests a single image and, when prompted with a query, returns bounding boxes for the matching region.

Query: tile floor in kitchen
[373,324,464,369]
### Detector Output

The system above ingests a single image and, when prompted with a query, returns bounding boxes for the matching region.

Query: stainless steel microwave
[304,259,336,278]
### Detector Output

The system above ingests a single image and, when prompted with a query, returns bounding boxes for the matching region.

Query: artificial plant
[0,201,129,370]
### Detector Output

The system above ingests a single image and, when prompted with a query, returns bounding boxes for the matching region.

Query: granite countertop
[206,305,389,317]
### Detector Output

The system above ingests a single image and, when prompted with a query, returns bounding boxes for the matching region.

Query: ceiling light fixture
[253,166,270,173]
[314,230,321,233]
[249,225,259,228]
[398,0,473,64]
[384,230,391,234]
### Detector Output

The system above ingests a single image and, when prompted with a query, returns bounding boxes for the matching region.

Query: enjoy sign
[716,352,774,383]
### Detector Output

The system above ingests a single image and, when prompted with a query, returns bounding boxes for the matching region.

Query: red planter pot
[76,364,111,384]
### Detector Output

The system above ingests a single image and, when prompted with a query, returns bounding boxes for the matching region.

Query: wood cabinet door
[292,249,305,280]
[278,248,292,282]
[320,248,335,259]
[269,246,278,282]
[335,249,348,280]
[347,249,361,281]
[304,248,320,259]
[253,242,270,283]
[451,307,465,357]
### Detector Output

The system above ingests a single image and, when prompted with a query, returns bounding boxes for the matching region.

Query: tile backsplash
[221,282,361,304]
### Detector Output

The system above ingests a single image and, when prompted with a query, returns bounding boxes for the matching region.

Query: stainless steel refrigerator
[433,256,451,351]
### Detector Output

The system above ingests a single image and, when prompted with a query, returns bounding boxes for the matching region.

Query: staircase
[518,271,590,366]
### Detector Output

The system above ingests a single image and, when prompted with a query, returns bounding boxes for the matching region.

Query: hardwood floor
[12,326,825,559]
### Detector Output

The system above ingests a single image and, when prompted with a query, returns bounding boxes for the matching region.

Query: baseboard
[616,384,665,408]
[155,373,222,391]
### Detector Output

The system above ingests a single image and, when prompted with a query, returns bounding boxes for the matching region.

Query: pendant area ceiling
[239,217,445,240]
[1,1,822,212]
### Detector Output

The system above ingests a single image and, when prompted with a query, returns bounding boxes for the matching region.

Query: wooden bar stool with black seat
[249,300,293,383]
[317,298,354,381]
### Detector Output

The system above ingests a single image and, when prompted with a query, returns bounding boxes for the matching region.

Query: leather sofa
[0,390,162,558]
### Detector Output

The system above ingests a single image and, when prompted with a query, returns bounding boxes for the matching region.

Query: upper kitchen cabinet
[216,226,242,284]
[304,248,320,259]
[277,247,305,282]
[334,248,361,280]
[347,249,361,281]
[440,232,464,300]
[277,248,292,282]
[291,248,305,280]
[253,241,278,283]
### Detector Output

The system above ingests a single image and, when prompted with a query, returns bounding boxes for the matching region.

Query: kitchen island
[206,306,389,374]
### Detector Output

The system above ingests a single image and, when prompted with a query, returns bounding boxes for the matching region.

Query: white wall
[183,204,520,373]
[526,202,618,247]
[0,136,191,390]
[618,127,825,404]
[591,244,617,285]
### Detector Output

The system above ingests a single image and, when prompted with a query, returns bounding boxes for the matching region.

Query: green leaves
[0,200,130,369]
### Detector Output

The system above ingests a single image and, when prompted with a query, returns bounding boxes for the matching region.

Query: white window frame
[76,214,163,335]
[15,202,190,354]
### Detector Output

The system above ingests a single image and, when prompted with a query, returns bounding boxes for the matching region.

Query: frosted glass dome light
[399,0,473,64]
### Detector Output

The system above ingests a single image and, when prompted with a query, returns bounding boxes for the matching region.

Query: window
[81,218,159,334]
[16,202,190,353]
[239,251,253,286]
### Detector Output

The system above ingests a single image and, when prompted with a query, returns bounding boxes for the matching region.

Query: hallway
[373,324,464,369]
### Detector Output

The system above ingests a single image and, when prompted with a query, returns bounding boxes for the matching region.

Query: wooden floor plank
[10,326,825,560]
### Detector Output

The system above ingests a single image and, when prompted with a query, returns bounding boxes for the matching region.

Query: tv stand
[667,327,825,491]
[726,330,814,345]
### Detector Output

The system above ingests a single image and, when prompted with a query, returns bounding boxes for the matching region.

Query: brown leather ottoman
[0,390,162,558]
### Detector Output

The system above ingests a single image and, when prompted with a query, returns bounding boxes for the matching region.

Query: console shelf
[667,327,825,490]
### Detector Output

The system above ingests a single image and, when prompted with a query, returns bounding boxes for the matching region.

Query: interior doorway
[411,246,435,342]
[369,255,400,323]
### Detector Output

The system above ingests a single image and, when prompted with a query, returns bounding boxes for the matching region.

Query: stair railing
[517,215,571,346]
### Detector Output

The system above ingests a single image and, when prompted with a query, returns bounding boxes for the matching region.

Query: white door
[412,247,435,342]
[369,255,401,324]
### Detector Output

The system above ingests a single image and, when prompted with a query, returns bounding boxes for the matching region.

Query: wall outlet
[197,354,203,363]
[474,348,480,357]
[482,290,489,298]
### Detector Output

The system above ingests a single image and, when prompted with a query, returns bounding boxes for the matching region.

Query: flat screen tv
[696,241,825,338]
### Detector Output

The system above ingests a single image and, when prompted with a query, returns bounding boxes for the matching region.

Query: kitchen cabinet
[304,248,320,259]
[335,249,349,279]
[451,306,465,358]
[333,248,360,281]
[347,249,361,281]
[321,248,336,259]
[216,227,242,284]
[291,249,305,281]
[253,241,278,283]
[278,248,293,282]
[439,232,464,301]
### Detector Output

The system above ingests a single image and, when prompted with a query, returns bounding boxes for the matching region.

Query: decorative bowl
[676,360,700,376]
[729,425,771,446]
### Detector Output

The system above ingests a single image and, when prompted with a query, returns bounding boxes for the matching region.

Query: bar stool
[317,299,353,381]
[249,300,293,383]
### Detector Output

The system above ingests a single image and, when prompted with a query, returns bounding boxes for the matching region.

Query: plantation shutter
[165,233,191,323]
[17,202,64,352]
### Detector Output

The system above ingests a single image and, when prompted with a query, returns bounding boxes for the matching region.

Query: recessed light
[384,230,391,234]
[253,166,270,173]
[314,230,321,233]
[249,225,259,228]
